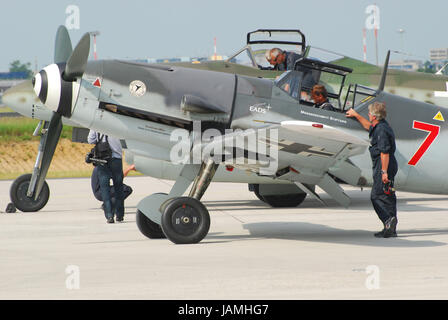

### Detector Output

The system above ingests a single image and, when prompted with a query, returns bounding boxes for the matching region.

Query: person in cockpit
[264,48,302,71]
[311,84,337,112]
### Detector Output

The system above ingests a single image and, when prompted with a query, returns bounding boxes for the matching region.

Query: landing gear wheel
[250,184,310,208]
[10,174,50,212]
[136,210,166,239]
[161,197,210,244]
[261,193,307,207]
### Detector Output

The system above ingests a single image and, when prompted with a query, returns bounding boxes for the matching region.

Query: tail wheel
[10,174,50,212]
[161,197,210,244]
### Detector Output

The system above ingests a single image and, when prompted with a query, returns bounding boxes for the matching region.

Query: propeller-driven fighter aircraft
[4,26,448,244]
[6,28,448,211]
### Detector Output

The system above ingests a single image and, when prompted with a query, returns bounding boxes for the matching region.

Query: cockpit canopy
[273,56,377,112]
[228,29,306,69]
[274,58,351,110]
[226,28,378,112]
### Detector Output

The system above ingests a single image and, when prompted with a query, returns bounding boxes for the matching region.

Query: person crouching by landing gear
[346,102,398,238]
[87,130,125,224]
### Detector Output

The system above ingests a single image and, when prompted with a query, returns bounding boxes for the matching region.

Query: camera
[85,151,94,164]
[85,149,107,166]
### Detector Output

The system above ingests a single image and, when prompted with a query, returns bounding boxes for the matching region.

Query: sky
[1,0,447,72]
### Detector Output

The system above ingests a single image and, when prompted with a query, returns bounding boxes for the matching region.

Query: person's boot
[374,228,386,238]
[383,217,397,238]
[374,219,387,238]
[374,218,398,238]
[390,216,398,237]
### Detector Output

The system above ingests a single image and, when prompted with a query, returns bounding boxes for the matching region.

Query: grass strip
[0,117,72,141]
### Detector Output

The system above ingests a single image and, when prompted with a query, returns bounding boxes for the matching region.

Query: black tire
[161,197,210,244]
[10,174,50,212]
[250,183,310,208]
[262,193,307,207]
[136,209,166,239]
[160,197,178,213]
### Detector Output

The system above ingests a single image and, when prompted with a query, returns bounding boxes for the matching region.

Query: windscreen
[228,30,305,69]
[228,48,256,67]
[306,46,353,64]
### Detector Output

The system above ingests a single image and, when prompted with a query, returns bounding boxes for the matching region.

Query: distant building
[209,55,228,61]
[136,55,226,64]
[430,48,448,62]
[429,48,448,72]
[140,57,198,64]
[0,71,29,80]
[389,60,422,72]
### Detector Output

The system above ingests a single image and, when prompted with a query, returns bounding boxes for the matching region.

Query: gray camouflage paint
[64,58,448,195]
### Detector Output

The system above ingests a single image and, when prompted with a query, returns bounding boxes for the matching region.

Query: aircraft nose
[31,63,79,118]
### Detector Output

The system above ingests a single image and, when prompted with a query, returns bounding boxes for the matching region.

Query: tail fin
[378,50,391,92]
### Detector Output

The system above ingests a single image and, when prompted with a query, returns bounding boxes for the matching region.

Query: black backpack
[93,133,112,161]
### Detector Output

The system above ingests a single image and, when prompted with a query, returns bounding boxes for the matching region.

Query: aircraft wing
[204,120,369,207]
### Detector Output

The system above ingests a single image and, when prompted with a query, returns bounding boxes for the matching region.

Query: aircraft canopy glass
[228,44,304,69]
[228,29,306,69]
[228,47,256,67]
[343,84,377,110]
[274,58,354,111]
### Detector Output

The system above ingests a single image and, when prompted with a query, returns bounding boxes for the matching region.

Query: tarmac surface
[1,176,448,300]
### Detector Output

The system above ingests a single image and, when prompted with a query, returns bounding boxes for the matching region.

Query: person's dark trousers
[95,185,133,203]
[108,185,133,211]
[97,158,124,220]
[370,167,397,224]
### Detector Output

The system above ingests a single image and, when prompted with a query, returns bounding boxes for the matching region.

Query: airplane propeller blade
[54,25,73,64]
[33,112,63,199]
[63,32,90,81]
[378,50,391,93]
[28,26,86,203]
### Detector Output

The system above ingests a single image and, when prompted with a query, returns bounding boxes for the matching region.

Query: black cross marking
[278,142,335,157]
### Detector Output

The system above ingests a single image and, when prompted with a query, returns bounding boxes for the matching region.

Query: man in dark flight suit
[346,102,398,238]
[265,48,302,71]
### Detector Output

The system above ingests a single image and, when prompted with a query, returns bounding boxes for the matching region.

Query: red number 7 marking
[408,121,440,166]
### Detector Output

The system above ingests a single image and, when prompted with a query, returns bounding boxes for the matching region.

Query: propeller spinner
[32,31,89,117]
